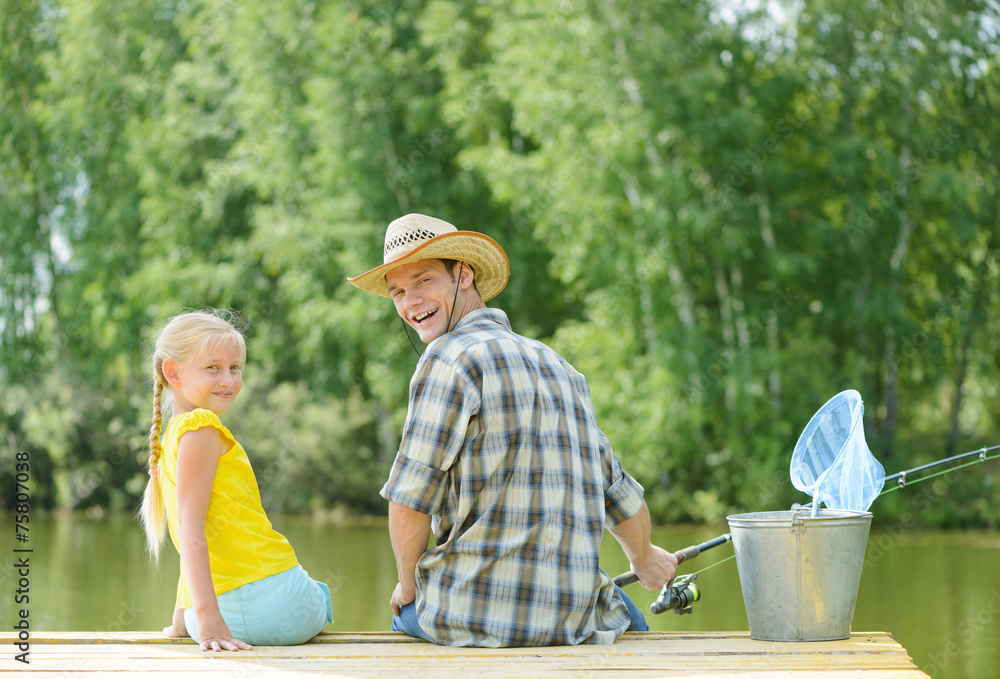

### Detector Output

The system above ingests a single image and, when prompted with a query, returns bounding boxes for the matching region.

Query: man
[348,213,676,647]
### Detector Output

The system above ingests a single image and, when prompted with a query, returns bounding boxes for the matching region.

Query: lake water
[6,512,999,678]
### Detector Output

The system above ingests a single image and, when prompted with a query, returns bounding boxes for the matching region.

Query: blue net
[789,390,885,512]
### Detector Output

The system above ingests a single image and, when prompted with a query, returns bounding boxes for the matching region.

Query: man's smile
[414,308,439,324]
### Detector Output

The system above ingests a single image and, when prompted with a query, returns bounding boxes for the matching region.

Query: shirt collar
[453,307,512,333]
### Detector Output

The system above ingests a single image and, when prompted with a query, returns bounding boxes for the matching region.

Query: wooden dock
[2,631,929,677]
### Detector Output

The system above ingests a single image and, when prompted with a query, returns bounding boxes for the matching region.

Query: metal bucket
[727,509,872,641]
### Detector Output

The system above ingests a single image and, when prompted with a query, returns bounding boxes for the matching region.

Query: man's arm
[608,501,677,590]
[388,501,433,616]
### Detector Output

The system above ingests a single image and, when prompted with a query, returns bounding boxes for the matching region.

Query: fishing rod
[612,533,732,615]
[801,444,1000,510]
[881,444,1000,490]
[615,444,1000,616]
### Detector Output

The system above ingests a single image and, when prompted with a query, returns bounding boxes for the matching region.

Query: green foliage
[224,380,384,515]
[2,0,999,527]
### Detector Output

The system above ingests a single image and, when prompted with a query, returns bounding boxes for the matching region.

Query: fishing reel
[650,573,701,615]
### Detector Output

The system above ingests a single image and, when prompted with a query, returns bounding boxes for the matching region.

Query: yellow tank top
[159,409,298,607]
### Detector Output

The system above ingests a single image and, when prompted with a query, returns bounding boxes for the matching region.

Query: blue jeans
[390,599,435,642]
[618,585,650,632]
[390,585,648,642]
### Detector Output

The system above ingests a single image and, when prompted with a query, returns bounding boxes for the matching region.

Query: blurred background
[3,0,999,525]
[2,1,999,674]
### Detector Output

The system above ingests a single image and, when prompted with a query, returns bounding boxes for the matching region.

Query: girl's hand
[163,605,188,638]
[199,634,254,652]
[197,610,253,652]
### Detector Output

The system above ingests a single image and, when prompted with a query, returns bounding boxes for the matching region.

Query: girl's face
[163,340,244,416]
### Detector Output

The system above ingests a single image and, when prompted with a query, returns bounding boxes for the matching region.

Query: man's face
[386,259,461,343]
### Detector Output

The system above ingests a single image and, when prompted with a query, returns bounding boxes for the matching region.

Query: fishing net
[789,389,885,512]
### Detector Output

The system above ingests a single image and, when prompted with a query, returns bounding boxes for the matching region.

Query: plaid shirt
[381,308,645,647]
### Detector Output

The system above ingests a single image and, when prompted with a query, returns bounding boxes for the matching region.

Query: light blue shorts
[184,565,333,646]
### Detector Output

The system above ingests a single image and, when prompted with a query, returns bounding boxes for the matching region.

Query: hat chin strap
[401,316,421,357]
[401,261,465,358]
[445,262,464,335]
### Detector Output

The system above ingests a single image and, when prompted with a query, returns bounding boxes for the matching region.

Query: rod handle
[612,533,732,587]
[612,548,692,588]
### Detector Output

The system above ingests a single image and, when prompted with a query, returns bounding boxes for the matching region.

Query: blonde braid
[137,309,247,562]
[139,373,167,561]
[148,375,164,468]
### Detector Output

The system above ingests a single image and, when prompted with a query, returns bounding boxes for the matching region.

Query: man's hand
[629,544,678,590]
[387,502,431,617]
[609,501,678,590]
[390,581,416,617]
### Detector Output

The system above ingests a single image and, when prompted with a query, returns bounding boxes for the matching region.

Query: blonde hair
[139,309,247,560]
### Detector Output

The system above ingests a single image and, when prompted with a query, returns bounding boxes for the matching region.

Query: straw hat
[347,214,510,301]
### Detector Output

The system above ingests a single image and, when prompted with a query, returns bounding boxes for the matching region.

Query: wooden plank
[0,631,929,678]
[16,654,928,671]
[16,640,921,661]
[0,631,921,648]
[0,672,933,679]
[17,647,926,663]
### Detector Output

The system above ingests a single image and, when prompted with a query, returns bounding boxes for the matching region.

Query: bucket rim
[726,508,873,524]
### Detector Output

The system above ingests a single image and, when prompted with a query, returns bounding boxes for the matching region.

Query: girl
[139,310,332,651]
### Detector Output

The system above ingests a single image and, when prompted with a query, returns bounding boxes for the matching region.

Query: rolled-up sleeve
[599,428,645,527]
[566,365,645,527]
[379,348,480,516]
[380,451,450,514]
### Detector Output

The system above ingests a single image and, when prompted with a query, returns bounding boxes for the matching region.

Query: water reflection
[16,513,999,679]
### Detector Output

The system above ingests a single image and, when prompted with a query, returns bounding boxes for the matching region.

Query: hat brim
[347,231,510,302]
